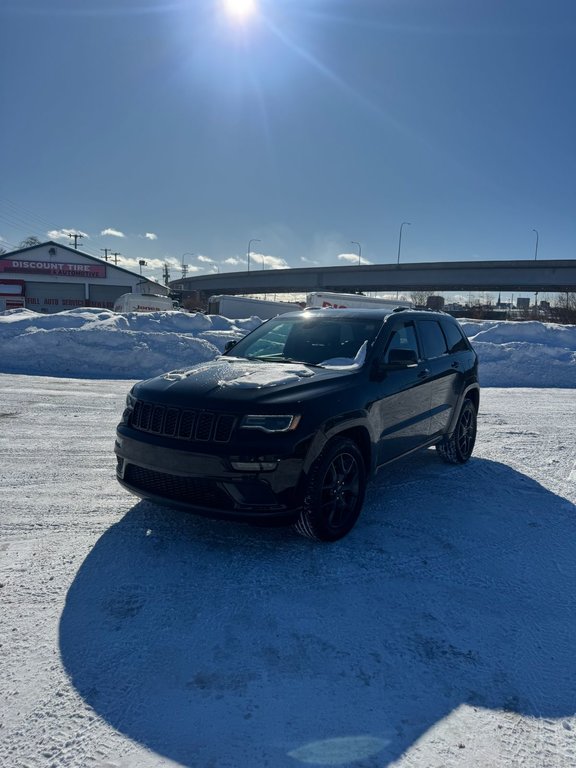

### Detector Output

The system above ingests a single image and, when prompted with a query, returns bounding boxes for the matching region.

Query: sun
[222,0,257,20]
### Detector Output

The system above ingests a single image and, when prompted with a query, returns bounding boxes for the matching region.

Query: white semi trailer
[305,292,413,310]
[113,293,180,312]
[207,295,302,319]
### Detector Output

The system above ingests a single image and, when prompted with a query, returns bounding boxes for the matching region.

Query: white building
[0,241,167,313]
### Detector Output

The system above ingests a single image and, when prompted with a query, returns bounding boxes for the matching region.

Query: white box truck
[207,295,302,320]
[113,293,180,313]
[306,292,413,310]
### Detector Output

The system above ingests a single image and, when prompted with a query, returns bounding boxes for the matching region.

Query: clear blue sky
[1,0,575,282]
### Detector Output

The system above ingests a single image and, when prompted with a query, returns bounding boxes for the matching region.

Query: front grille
[130,400,236,443]
[124,465,233,510]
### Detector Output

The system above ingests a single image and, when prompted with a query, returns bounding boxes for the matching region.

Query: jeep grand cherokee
[115,308,479,541]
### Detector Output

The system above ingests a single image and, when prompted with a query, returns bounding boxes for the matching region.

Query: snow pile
[461,320,576,388]
[0,308,260,380]
[0,307,574,386]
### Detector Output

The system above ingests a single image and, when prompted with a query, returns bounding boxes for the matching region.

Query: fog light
[230,458,279,472]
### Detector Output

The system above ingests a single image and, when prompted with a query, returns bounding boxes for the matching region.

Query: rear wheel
[436,398,477,464]
[294,437,366,542]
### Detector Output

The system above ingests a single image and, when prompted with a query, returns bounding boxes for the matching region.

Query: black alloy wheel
[295,437,366,542]
[437,398,477,464]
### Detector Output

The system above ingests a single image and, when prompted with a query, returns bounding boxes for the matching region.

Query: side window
[383,322,419,362]
[417,320,448,359]
[441,319,470,353]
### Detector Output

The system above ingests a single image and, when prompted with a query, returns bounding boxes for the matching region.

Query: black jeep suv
[115,308,479,541]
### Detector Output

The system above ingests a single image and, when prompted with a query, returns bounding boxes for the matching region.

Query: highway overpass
[170,258,576,307]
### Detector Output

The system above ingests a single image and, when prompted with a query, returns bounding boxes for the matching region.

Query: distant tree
[19,236,41,248]
[410,290,435,307]
[553,292,576,324]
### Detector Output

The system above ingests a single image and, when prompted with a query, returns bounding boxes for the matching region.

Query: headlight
[240,414,301,433]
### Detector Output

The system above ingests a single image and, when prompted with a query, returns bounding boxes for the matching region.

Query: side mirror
[374,347,419,375]
[388,348,419,366]
[224,340,237,352]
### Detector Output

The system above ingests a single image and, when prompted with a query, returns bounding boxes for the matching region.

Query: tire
[436,398,477,464]
[294,437,366,542]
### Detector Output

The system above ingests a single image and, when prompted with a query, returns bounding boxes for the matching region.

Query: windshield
[226,315,383,367]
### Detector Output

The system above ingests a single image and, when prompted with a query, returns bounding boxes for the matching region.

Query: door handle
[418,369,430,379]
[451,361,460,368]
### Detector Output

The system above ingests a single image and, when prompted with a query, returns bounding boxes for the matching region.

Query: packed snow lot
[0,307,575,386]
[0,375,575,768]
[1,307,575,767]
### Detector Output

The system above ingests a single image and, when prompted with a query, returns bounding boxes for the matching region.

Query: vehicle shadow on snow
[59,455,576,767]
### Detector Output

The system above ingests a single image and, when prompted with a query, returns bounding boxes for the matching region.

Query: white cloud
[48,229,89,240]
[337,253,371,265]
[197,255,214,263]
[260,253,289,270]
[145,232,158,240]
[224,252,289,270]
[101,228,125,238]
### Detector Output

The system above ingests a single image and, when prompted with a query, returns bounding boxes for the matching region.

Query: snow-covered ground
[1,308,575,767]
[1,307,575,386]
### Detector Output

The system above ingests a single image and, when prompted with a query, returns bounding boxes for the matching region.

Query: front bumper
[114,430,305,524]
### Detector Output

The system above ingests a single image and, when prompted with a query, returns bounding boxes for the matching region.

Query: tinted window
[383,322,419,362]
[417,320,448,359]
[228,316,382,365]
[441,318,470,353]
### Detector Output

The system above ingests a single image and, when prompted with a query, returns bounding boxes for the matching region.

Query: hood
[134,356,361,405]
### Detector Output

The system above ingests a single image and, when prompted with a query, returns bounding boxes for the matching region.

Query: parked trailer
[207,294,302,320]
[306,291,413,310]
[113,293,180,313]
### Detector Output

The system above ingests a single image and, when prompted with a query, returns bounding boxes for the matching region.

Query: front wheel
[436,398,477,464]
[294,437,366,542]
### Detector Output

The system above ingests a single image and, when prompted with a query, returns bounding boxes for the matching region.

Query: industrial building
[0,241,167,313]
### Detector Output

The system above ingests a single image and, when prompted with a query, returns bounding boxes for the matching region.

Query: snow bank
[0,308,574,386]
[460,319,576,388]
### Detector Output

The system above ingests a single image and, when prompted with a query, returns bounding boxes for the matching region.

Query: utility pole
[138,260,147,276]
[111,252,121,265]
[100,248,111,262]
[163,262,170,286]
[67,232,83,249]
[181,253,194,279]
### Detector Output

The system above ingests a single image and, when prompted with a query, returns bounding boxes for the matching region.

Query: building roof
[0,240,164,290]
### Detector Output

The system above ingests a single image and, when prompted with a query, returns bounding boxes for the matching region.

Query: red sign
[0,259,106,278]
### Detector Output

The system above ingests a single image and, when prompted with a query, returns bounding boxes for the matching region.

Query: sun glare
[222,0,257,20]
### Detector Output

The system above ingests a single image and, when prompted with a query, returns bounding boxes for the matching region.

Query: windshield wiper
[246,354,306,364]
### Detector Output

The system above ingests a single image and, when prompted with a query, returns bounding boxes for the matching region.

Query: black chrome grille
[124,465,233,509]
[130,400,236,443]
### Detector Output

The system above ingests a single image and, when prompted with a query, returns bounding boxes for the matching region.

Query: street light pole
[247,239,261,272]
[532,229,539,261]
[396,222,411,300]
[397,222,411,266]
[351,241,362,266]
